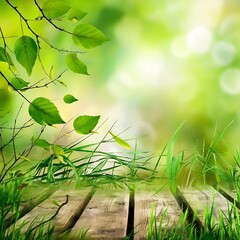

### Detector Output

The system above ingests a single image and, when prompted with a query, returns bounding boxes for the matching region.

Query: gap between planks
[10,188,94,236]
[69,189,130,240]
[7,185,240,239]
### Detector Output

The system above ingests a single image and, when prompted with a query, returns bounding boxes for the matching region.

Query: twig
[26,194,69,235]
[21,125,46,158]
[0,118,32,151]
[0,118,33,182]
[12,103,24,162]
[0,71,32,105]
[5,0,84,54]
[22,69,68,90]
[0,131,6,179]
[33,0,70,34]
[0,124,34,130]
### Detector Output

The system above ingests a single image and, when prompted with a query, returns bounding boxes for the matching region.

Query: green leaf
[166,122,185,194]
[57,80,67,87]
[42,0,70,19]
[32,137,51,149]
[65,53,88,75]
[67,8,87,22]
[63,94,78,104]
[92,159,108,173]
[72,24,109,49]
[52,145,66,164]
[29,97,65,125]
[11,77,29,89]
[14,36,37,76]
[49,66,54,80]
[73,115,100,134]
[52,199,61,206]
[62,156,80,186]
[109,132,131,150]
[0,47,14,65]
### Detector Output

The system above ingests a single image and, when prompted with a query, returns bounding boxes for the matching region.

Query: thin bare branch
[22,69,68,90]
[12,104,24,162]
[26,194,69,235]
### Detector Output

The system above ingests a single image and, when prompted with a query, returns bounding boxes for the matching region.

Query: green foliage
[29,97,65,125]
[14,36,38,76]
[72,24,109,49]
[0,0,109,184]
[63,94,78,104]
[110,132,131,150]
[73,115,100,134]
[42,0,70,19]
[166,123,185,193]
[0,0,108,127]
[33,137,51,149]
[147,200,240,240]
[65,53,89,75]
[0,46,14,65]
[67,8,87,22]
[52,144,66,164]
[10,77,29,90]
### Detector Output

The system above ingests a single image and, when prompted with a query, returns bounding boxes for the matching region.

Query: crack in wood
[126,190,135,239]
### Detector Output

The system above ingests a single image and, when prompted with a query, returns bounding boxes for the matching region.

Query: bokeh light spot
[187,26,212,53]
[220,68,240,94]
[171,35,191,58]
[135,54,163,86]
[212,41,235,66]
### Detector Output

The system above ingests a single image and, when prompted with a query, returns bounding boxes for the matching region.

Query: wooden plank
[221,188,238,200]
[218,186,238,201]
[180,186,233,226]
[12,188,91,235]
[70,190,129,239]
[5,186,57,228]
[212,186,240,210]
[134,191,182,240]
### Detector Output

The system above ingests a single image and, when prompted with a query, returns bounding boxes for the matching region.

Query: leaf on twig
[29,97,65,125]
[14,36,37,76]
[65,53,88,75]
[72,24,109,49]
[42,0,70,19]
[67,8,87,22]
[0,47,14,65]
[11,77,29,89]
[32,136,51,149]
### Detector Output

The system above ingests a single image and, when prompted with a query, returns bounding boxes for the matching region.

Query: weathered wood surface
[179,187,233,225]
[5,186,57,227]
[12,188,91,234]
[134,191,181,240]
[8,185,240,239]
[70,190,129,239]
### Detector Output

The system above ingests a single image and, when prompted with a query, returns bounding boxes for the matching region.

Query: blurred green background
[1,0,240,156]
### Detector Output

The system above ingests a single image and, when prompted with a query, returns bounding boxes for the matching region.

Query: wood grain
[12,188,91,234]
[180,186,233,225]
[70,190,129,239]
[134,191,181,240]
[5,186,57,227]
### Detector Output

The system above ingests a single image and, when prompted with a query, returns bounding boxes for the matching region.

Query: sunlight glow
[220,68,240,94]
[135,54,163,86]
[187,26,212,53]
[212,41,236,66]
[171,35,191,58]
